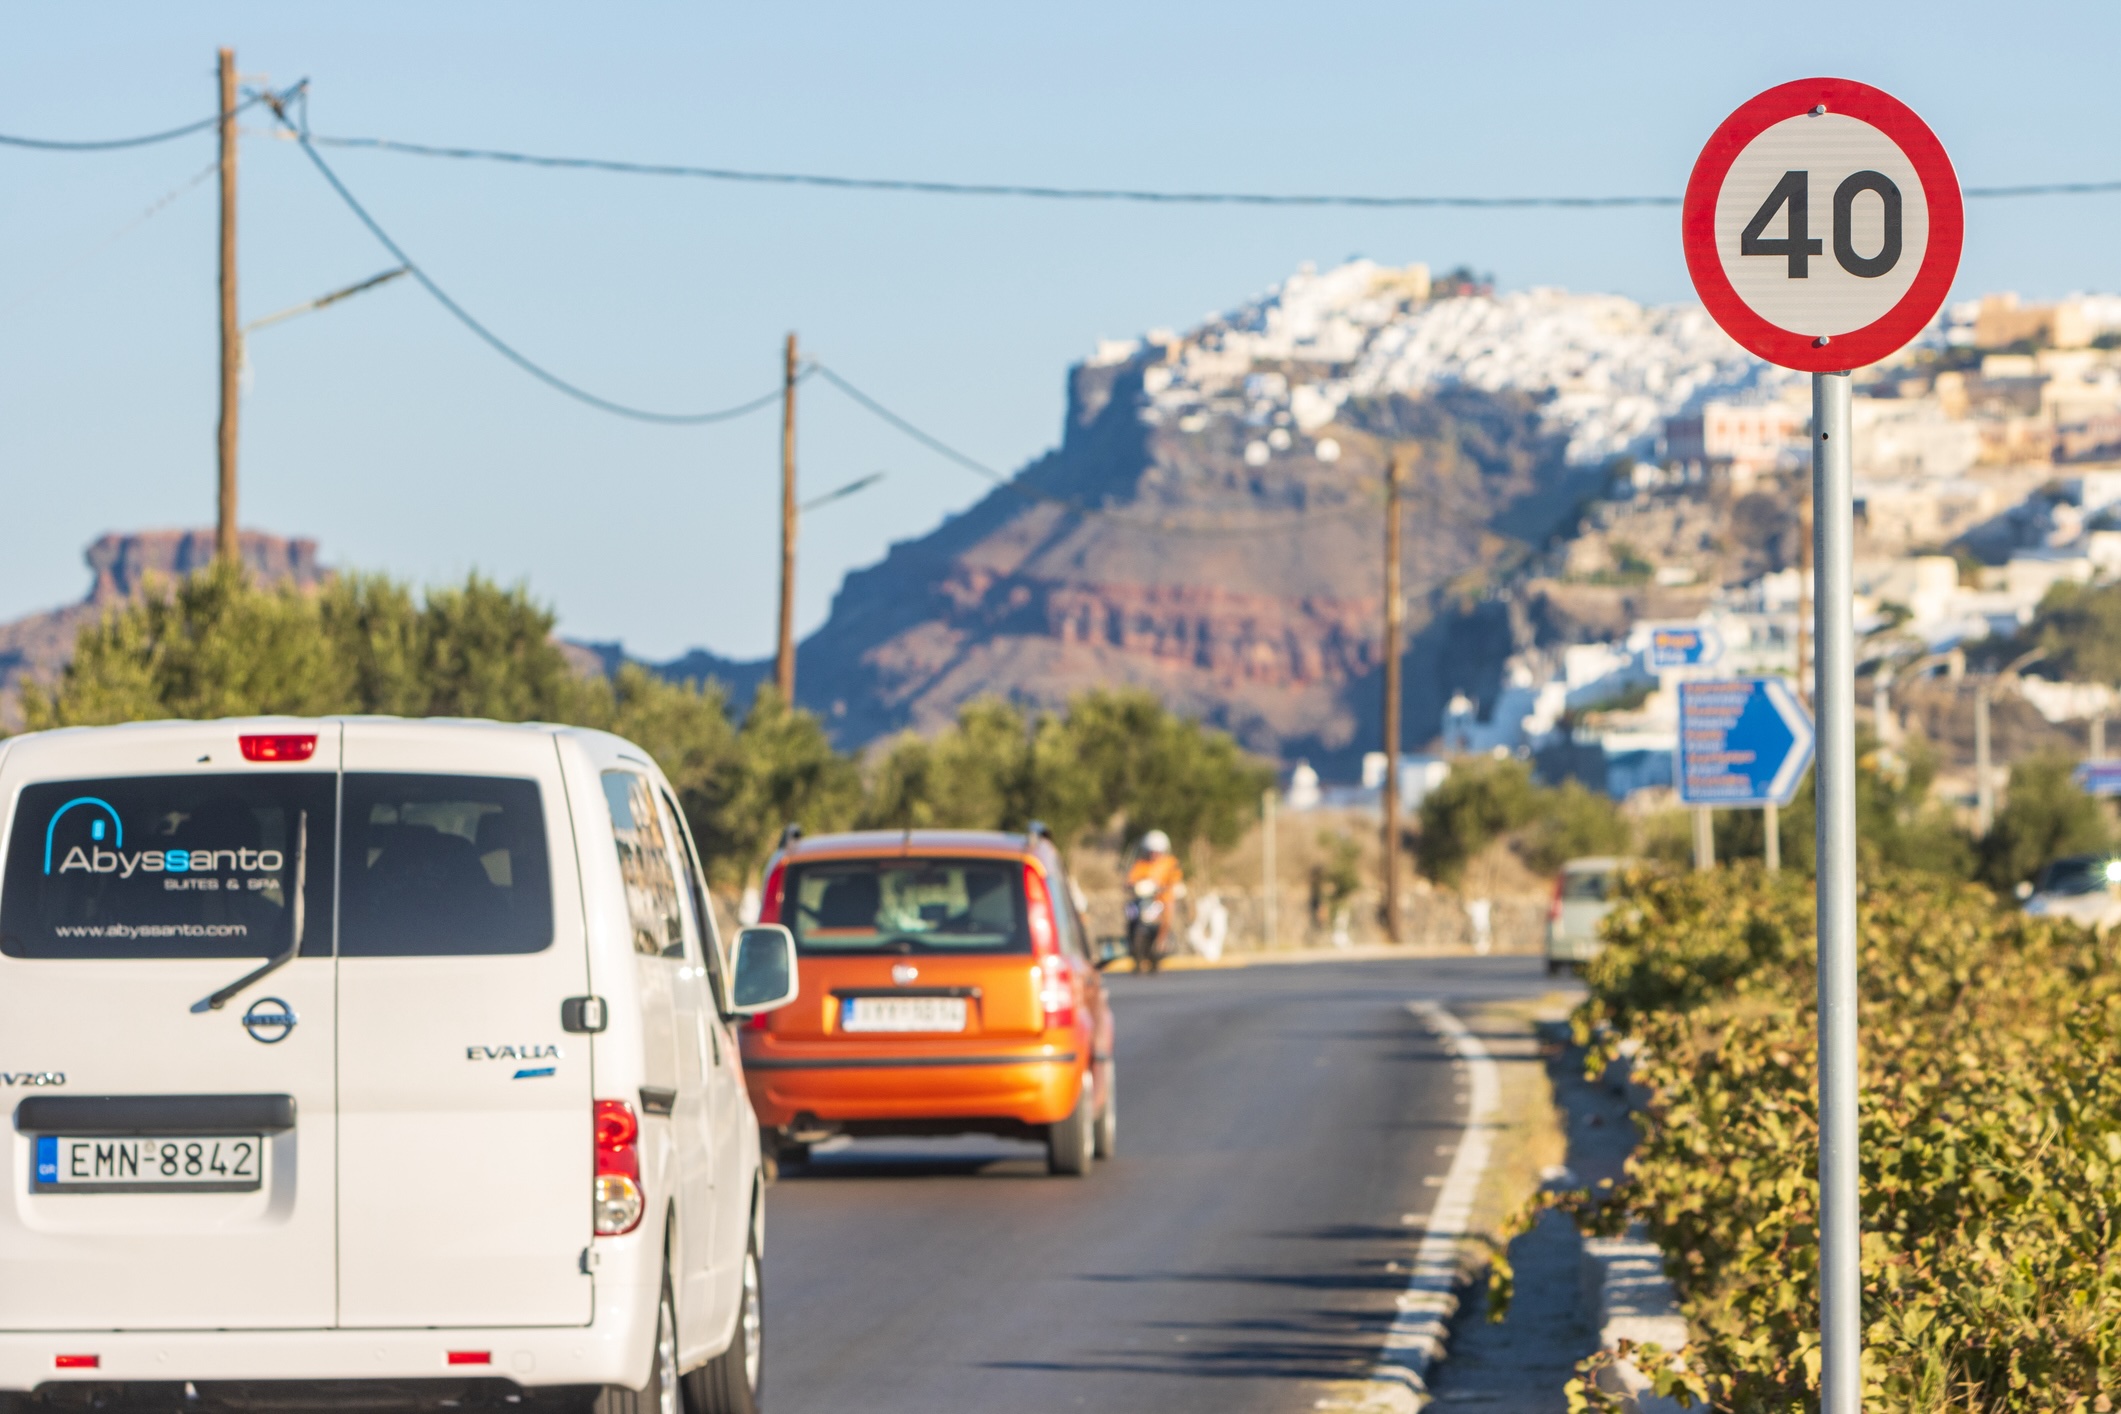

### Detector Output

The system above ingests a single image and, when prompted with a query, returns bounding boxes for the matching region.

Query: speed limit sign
[1683,77,1962,371]
[1687,75,1966,1414]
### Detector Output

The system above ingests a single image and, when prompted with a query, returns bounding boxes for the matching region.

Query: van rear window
[784,858,1028,955]
[339,774,552,956]
[0,775,336,960]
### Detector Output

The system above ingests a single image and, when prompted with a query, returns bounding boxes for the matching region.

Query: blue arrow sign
[2074,760,2121,798]
[1647,624,1723,670]
[1678,678,1815,807]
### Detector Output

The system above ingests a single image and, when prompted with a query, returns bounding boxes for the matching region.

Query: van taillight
[1023,864,1077,1029]
[592,1100,643,1236]
[240,733,317,763]
[1548,876,1565,923]
[757,859,788,925]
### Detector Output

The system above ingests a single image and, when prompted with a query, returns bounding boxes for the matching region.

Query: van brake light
[592,1099,643,1236]
[1548,876,1565,923]
[240,734,317,763]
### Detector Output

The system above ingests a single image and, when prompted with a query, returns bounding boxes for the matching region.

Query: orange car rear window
[783,858,1028,955]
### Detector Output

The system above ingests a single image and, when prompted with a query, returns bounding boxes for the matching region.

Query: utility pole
[1974,680,1993,835]
[216,46,240,569]
[775,333,798,705]
[1261,787,1278,952]
[1380,446,1410,943]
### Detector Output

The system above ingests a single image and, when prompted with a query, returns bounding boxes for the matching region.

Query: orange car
[739,825,1116,1177]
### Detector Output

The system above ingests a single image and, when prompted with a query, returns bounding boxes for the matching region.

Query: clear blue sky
[4,2,2117,660]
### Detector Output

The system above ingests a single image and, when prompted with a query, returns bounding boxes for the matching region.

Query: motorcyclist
[1124,830,1187,974]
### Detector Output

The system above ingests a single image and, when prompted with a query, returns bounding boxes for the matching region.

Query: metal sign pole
[1812,368,1860,1413]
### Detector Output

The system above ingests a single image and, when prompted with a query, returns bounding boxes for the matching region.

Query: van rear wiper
[192,811,307,1014]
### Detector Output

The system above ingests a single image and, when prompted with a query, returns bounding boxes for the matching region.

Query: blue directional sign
[1647,624,1723,670]
[1678,678,1815,807]
[2074,760,2121,799]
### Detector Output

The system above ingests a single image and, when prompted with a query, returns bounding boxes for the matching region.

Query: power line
[0,92,269,151]
[810,361,1382,538]
[261,92,793,426]
[306,132,2121,207]
[309,134,1680,208]
[0,159,217,317]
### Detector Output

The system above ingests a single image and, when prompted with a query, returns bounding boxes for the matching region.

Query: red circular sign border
[1682,77,1963,374]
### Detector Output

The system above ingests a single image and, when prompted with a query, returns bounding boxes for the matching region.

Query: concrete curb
[1316,1000,1499,1413]
[1579,1226,1692,1410]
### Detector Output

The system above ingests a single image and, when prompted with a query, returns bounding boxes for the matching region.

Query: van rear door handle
[638,1087,677,1116]
[561,997,608,1033]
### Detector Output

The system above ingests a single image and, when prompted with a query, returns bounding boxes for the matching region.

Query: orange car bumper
[741,1041,1086,1128]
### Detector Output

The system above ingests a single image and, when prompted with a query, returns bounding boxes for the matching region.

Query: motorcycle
[1123,878,1167,974]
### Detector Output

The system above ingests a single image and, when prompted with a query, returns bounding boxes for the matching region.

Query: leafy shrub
[16,571,1265,882]
[1416,756,1541,883]
[1313,830,1363,922]
[1520,780,1631,874]
[1977,751,2111,891]
[859,690,1271,861]
[1561,866,2121,1408]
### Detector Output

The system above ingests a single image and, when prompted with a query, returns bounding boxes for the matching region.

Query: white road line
[1334,1000,1501,1410]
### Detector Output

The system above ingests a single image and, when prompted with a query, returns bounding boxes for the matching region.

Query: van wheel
[1093,1068,1117,1160]
[1046,1075,1095,1177]
[684,1232,763,1414]
[597,1267,679,1414]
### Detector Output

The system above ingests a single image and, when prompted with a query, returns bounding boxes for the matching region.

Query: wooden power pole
[774,333,799,704]
[216,46,240,569]
[1380,446,1411,943]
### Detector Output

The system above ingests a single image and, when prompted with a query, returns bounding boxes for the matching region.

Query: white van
[0,718,799,1414]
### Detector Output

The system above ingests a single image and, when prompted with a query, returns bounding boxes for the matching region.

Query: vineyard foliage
[1572,866,2121,1409]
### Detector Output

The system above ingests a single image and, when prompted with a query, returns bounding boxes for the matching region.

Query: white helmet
[1141,829,1172,855]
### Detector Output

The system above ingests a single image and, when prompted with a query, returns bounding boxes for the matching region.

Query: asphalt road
[762,954,1558,1414]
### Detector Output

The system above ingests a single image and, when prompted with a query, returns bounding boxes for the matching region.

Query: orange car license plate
[841,997,968,1033]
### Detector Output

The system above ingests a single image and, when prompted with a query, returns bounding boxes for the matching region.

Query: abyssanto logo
[44,797,284,879]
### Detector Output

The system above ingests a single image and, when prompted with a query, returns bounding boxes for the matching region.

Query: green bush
[1520,779,1631,874]
[15,570,1266,884]
[1557,866,2121,1408]
[1416,756,1540,884]
[858,690,1272,862]
[1978,751,2111,891]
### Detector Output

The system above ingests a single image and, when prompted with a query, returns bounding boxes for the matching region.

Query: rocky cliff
[664,261,1769,770]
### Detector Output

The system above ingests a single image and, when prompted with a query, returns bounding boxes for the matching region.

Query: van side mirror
[731,925,799,1014]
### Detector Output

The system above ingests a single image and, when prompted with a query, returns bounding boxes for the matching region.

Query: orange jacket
[1126,853,1185,903]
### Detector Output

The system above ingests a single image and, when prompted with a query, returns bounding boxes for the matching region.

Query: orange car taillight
[592,1099,643,1236]
[757,859,788,925]
[1024,863,1077,1028]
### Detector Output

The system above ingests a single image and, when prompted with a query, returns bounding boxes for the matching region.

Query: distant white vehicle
[0,717,799,1413]
[1545,857,1632,973]
[2021,853,2121,929]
